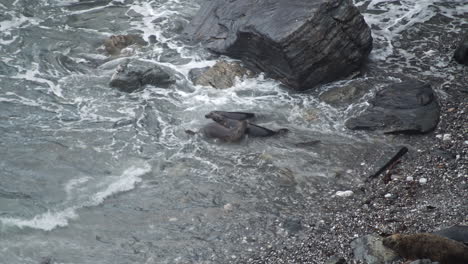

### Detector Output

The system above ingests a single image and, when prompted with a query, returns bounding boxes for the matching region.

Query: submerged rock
[345,80,440,134]
[103,34,148,56]
[320,79,373,107]
[189,61,254,89]
[109,60,175,93]
[185,0,372,91]
[454,33,468,65]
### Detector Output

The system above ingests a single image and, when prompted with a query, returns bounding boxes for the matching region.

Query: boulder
[345,80,440,134]
[189,61,254,89]
[103,34,147,56]
[454,33,468,65]
[185,0,372,91]
[109,60,175,93]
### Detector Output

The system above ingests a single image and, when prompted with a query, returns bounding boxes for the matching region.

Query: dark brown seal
[203,112,247,142]
[206,111,289,137]
[383,233,468,264]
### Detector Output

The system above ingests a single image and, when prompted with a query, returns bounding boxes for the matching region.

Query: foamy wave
[0,164,151,231]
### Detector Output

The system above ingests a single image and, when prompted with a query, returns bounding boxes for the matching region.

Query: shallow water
[0,0,466,263]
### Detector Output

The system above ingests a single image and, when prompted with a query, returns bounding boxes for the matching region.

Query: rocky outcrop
[454,33,468,65]
[109,60,175,93]
[345,80,440,134]
[185,0,372,91]
[189,61,254,89]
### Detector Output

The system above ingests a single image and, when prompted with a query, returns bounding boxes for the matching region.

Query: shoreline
[243,78,467,263]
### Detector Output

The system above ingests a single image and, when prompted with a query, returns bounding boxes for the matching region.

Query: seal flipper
[247,124,288,137]
[210,111,255,120]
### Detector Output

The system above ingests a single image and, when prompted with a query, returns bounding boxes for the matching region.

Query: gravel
[240,83,467,263]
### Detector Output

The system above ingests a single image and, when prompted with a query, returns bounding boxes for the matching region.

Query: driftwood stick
[369,146,408,179]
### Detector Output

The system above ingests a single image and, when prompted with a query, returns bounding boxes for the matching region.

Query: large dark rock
[454,33,468,65]
[345,80,440,134]
[185,0,372,91]
[109,60,176,93]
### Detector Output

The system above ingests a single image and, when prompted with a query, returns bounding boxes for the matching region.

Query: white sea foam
[357,0,468,60]
[0,163,151,231]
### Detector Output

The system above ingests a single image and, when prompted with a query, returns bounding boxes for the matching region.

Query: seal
[206,111,289,137]
[382,233,468,264]
[202,112,247,142]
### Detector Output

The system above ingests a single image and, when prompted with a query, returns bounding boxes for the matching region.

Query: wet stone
[345,80,440,134]
[189,61,254,89]
[351,234,400,264]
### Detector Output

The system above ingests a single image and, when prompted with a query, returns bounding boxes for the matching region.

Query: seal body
[383,233,468,264]
[202,112,247,142]
[205,111,288,137]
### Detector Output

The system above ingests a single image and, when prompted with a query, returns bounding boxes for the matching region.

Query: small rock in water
[419,178,428,184]
[406,176,414,182]
[335,190,354,197]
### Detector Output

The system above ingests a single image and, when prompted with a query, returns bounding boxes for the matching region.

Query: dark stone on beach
[454,33,468,65]
[345,80,440,134]
[326,256,347,264]
[351,234,400,264]
[109,60,175,92]
[433,225,468,245]
[189,61,254,89]
[185,0,373,91]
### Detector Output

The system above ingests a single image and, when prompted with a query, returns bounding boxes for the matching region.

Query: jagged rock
[185,0,372,91]
[351,235,400,264]
[345,80,440,134]
[454,33,468,65]
[109,60,176,93]
[189,61,254,89]
[103,34,147,56]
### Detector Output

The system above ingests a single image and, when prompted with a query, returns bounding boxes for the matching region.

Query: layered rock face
[185,0,373,91]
